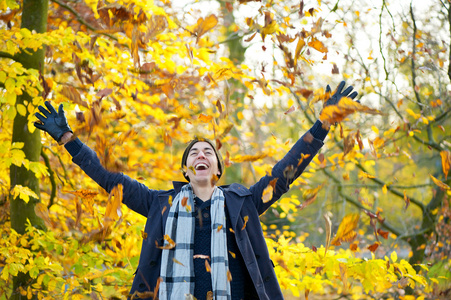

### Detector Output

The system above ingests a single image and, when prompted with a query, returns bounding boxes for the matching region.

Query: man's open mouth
[195,163,209,170]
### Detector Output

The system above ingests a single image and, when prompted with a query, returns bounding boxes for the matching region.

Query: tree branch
[0,51,15,60]
[409,3,423,109]
[41,149,56,209]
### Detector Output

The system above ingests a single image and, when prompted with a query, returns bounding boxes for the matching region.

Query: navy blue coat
[69,121,326,299]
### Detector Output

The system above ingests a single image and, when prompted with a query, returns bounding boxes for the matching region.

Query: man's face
[185,141,220,185]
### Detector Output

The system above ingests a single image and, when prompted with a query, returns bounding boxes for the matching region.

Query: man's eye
[190,152,197,156]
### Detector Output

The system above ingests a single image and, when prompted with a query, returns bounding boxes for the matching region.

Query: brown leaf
[323,213,332,257]
[211,174,219,186]
[367,242,380,253]
[60,85,88,108]
[232,153,267,163]
[96,88,113,99]
[377,229,389,239]
[332,63,340,74]
[172,258,185,266]
[284,105,297,115]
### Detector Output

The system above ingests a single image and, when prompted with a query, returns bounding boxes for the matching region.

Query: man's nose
[197,151,206,158]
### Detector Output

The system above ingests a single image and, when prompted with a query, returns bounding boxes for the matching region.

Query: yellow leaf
[382,185,387,194]
[429,174,450,190]
[10,185,38,203]
[390,251,398,263]
[16,104,26,116]
[371,125,379,135]
[331,213,359,246]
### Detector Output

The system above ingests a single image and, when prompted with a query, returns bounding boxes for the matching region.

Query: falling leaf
[324,213,332,257]
[320,97,381,124]
[262,179,277,203]
[403,190,410,209]
[349,242,358,251]
[190,14,218,43]
[283,165,296,180]
[193,254,210,259]
[241,215,249,230]
[305,289,310,300]
[96,88,113,99]
[105,184,123,222]
[297,153,310,167]
[188,166,196,175]
[228,251,236,259]
[377,229,389,239]
[217,225,223,232]
[331,213,360,246]
[60,85,88,107]
[440,151,450,178]
[284,104,297,115]
[232,153,267,163]
[199,113,213,123]
[142,231,148,239]
[161,206,167,215]
[168,195,173,206]
[332,63,339,74]
[211,174,219,186]
[429,174,450,190]
[308,38,328,53]
[34,202,52,227]
[298,184,324,210]
[368,242,380,252]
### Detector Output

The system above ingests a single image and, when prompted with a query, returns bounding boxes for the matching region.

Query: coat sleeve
[66,138,158,217]
[249,120,327,215]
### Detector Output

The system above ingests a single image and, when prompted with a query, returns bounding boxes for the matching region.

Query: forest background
[0,0,450,299]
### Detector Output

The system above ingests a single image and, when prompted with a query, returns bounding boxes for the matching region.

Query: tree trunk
[9,0,48,298]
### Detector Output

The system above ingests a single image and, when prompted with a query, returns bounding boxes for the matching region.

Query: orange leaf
[227,270,232,281]
[156,234,176,250]
[191,14,218,42]
[308,38,328,53]
[331,213,359,246]
[199,113,213,122]
[217,225,223,232]
[440,151,450,179]
[182,196,188,206]
[228,251,236,259]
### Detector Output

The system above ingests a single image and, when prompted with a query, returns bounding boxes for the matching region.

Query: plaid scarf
[159,184,231,300]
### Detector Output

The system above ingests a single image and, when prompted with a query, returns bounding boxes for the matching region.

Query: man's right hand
[34,101,72,144]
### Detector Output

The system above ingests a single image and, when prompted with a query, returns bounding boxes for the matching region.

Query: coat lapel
[221,183,251,229]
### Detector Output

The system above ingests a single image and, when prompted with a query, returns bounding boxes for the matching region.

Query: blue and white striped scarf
[159,184,231,300]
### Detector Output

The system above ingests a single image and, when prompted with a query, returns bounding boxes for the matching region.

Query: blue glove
[324,81,358,107]
[34,101,72,143]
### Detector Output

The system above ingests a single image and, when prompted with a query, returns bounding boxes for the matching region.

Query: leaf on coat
[156,234,176,250]
[331,213,359,246]
[172,258,185,267]
[181,196,188,207]
[205,259,211,272]
[297,153,311,167]
[227,270,232,282]
[228,251,236,259]
[241,215,249,230]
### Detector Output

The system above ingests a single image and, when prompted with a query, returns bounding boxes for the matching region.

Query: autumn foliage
[1,0,450,299]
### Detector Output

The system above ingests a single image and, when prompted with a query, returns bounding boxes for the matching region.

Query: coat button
[203,212,210,218]
[264,276,270,282]
[139,283,146,289]
[149,260,156,267]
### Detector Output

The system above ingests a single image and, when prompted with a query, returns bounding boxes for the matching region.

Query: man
[34,81,358,300]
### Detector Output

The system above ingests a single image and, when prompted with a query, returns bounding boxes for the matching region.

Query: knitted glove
[324,81,358,107]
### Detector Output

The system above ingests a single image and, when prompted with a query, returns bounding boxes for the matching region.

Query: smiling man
[34,81,358,300]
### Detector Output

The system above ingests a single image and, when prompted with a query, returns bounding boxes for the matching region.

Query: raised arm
[34,101,158,216]
[249,81,359,214]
